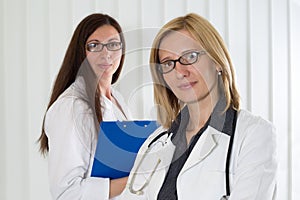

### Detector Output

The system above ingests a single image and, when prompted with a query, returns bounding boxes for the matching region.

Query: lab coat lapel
[146,136,176,197]
[180,127,219,174]
[155,136,176,172]
[140,135,175,175]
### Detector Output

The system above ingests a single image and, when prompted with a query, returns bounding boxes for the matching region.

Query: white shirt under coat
[44,76,132,200]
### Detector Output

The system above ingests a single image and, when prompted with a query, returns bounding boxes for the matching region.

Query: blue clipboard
[91,120,159,179]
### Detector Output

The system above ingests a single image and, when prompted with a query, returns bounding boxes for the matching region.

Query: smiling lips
[98,63,112,70]
[178,81,197,90]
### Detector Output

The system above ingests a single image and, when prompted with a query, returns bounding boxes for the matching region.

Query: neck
[186,87,220,132]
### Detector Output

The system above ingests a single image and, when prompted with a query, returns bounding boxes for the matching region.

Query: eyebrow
[86,37,121,44]
[160,56,173,63]
[160,49,199,62]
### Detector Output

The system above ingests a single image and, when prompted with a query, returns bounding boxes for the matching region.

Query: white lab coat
[44,76,132,200]
[121,109,277,200]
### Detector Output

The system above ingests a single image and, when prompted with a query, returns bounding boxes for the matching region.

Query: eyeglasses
[86,41,122,52]
[158,50,206,74]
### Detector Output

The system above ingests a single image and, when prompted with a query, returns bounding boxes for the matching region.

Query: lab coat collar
[179,126,224,175]
[169,96,235,157]
[169,96,236,141]
[170,100,237,174]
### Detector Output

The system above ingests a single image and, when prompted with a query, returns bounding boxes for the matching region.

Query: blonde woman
[121,13,277,200]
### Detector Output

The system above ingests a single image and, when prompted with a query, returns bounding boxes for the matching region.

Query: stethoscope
[129,110,237,200]
[128,131,170,195]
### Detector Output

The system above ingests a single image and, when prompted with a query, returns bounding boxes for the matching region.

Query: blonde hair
[149,13,240,128]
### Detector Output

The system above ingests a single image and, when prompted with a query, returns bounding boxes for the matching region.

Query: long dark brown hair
[38,13,126,155]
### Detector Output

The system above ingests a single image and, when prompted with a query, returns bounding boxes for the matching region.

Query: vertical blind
[0,0,299,199]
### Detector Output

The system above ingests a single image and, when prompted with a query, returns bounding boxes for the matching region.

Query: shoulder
[47,86,93,120]
[138,126,167,151]
[147,126,168,141]
[235,109,276,152]
[44,81,96,138]
[237,109,275,133]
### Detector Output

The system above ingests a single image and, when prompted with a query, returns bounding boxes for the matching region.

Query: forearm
[109,177,128,198]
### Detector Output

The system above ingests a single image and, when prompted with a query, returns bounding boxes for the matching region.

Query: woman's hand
[109,176,128,198]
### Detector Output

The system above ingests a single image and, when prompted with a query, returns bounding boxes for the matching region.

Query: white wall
[0,0,299,199]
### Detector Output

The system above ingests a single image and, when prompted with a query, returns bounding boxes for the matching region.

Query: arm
[109,177,128,198]
[45,97,110,200]
[230,117,277,199]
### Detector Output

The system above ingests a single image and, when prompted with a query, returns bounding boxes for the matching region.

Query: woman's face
[85,25,122,80]
[158,29,219,104]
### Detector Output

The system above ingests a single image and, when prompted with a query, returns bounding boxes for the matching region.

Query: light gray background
[0,0,299,199]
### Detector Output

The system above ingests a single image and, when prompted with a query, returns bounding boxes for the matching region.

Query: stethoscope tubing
[147,131,169,148]
[224,110,237,197]
[133,110,237,198]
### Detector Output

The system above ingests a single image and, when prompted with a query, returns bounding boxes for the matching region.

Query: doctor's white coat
[44,76,132,200]
[121,109,277,200]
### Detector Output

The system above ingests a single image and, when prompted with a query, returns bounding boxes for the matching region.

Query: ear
[216,66,222,74]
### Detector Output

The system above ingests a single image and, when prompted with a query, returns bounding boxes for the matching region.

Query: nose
[99,46,111,59]
[101,45,110,53]
[174,63,189,79]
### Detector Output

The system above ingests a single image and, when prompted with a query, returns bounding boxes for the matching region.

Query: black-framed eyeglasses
[86,41,122,52]
[158,50,206,74]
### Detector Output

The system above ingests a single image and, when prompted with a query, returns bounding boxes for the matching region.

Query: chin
[181,99,199,104]
[178,95,198,104]
[179,91,211,104]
